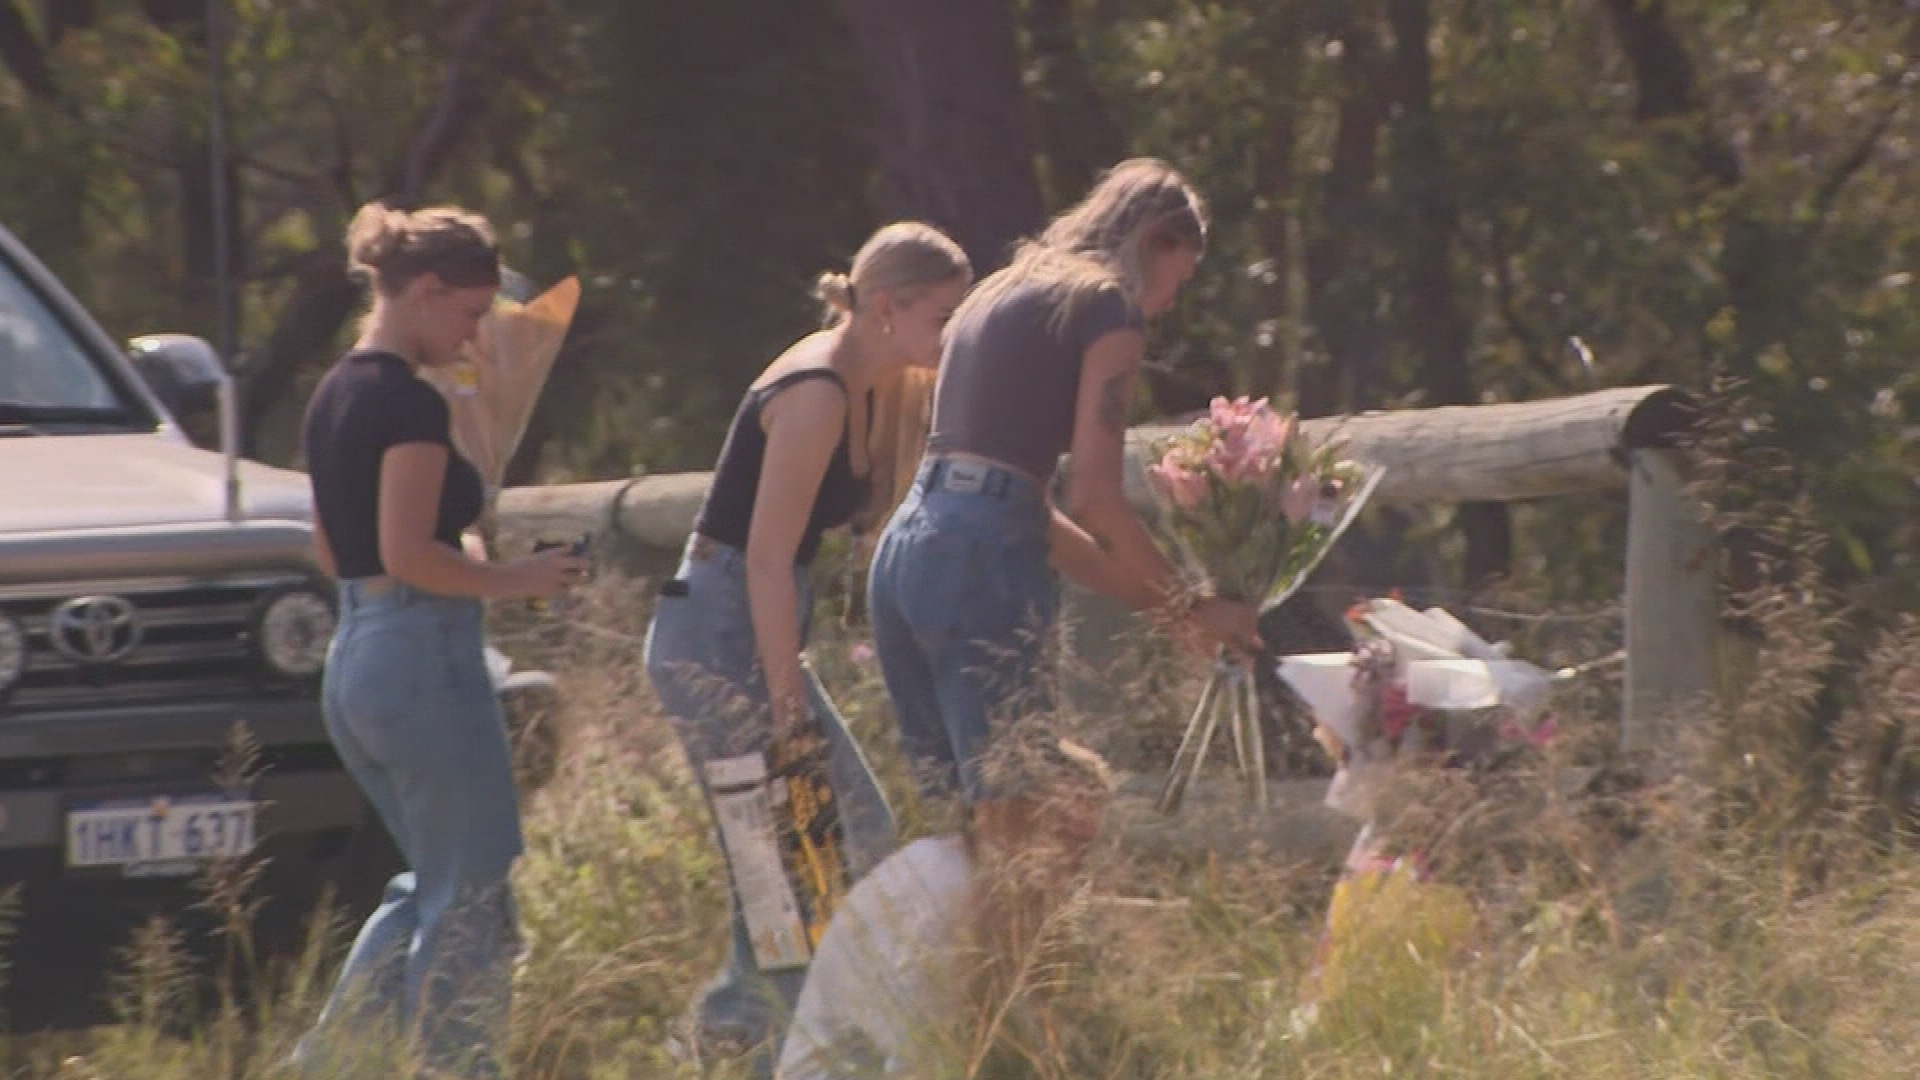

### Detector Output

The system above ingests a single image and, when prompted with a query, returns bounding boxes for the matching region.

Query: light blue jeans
[866,456,1059,805]
[643,535,898,1067]
[292,580,523,1079]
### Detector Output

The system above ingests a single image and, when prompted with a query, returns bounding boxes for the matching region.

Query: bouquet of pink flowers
[1147,396,1385,814]
[1147,396,1382,609]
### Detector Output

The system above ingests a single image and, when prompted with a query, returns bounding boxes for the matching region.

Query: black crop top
[303,351,486,579]
[693,367,872,566]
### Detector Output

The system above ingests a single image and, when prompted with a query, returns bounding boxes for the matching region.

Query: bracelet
[1157,580,1213,623]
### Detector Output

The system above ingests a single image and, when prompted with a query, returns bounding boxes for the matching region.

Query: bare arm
[1047,506,1158,608]
[378,444,576,599]
[744,378,847,731]
[1061,328,1183,613]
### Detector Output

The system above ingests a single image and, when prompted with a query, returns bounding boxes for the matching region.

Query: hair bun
[815,271,855,314]
[343,201,500,294]
[346,201,413,274]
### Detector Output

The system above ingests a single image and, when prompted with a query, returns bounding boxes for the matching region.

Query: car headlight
[0,614,24,693]
[251,589,335,679]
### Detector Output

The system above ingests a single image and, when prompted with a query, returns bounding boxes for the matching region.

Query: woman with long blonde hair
[643,221,972,1069]
[866,158,1262,842]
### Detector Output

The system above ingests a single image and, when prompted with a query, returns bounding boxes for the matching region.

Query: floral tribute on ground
[1145,396,1386,814]
[1273,597,1576,1028]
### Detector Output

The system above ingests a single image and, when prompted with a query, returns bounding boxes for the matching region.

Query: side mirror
[128,333,243,523]
[128,333,227,415]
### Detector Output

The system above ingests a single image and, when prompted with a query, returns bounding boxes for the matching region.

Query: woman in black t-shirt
[642,222,971,1066]
[290,202,586,1080]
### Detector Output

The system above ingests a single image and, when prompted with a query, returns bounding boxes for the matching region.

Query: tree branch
[319,74,362,208]
[236,247,362,454]
[0,0,56,99]
[1805,93,1906,238]
[233,151,326,191]
[396,0,502,201]
[45,0,95,47]
[1462,213,1567,393]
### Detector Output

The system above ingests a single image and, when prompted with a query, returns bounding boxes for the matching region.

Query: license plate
[66,795,257,869]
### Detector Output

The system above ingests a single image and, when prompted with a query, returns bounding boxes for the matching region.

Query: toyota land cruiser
[0,222,433,1029]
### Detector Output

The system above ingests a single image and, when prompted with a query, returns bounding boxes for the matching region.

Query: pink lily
[1280,475,1319,523]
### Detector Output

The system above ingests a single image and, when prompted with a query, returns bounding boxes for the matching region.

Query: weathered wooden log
[496,384,1695,553]
[496,473,707,552]
[1622,447,1719,757]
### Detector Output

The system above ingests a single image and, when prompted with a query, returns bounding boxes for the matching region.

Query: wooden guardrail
[495,385,1713,757]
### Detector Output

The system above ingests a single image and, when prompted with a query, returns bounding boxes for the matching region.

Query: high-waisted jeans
[643,535,897,1069]
[866,456,1059,805]
[292,580,523,1078]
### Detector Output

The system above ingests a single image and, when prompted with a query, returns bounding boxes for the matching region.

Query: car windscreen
[0,252,142,427]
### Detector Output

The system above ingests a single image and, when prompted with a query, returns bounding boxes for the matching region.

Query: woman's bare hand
[1186,596,1264,656]
[505,547,591,599]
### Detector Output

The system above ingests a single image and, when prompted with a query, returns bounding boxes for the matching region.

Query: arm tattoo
[1097,370,1132,436]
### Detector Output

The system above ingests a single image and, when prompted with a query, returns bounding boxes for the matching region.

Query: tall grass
[9,527,1917,1079]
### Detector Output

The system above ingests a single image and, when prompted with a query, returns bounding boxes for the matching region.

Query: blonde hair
[346,200,501,296]
[959,157,1207,329]
[858,364,940,531]
[817,222,972,530]
[814,220,972,328]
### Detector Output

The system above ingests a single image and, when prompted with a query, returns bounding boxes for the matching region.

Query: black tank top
[693,367,872,566]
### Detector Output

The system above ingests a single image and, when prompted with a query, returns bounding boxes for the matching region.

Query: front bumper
[0,697,366,851]
[0,696,327,758]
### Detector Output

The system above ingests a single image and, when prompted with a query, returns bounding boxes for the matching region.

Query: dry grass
[5,542,1917,1079]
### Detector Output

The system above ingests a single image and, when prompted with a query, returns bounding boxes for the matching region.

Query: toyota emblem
[50,596,142,664]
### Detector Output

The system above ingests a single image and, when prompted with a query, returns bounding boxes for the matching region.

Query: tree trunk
[837,0,1046,273]
[1302,14,1389,417]
[1385,0,1510,586]
[1249,108,1300,403]
[1022,0,1127,206]
[176,134,244,343]
[240,249,361,458]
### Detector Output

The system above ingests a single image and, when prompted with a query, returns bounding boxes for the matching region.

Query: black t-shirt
[303,350,486,579]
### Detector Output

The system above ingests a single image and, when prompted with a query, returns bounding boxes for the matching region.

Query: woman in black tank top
[641,222,971,1064]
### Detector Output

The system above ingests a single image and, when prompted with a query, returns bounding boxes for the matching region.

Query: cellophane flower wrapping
[420,275,581,542]
[1276,596,1562,821]
[1142,395,1386,611]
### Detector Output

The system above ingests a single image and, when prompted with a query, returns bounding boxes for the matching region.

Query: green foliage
[0,0,1912,599]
